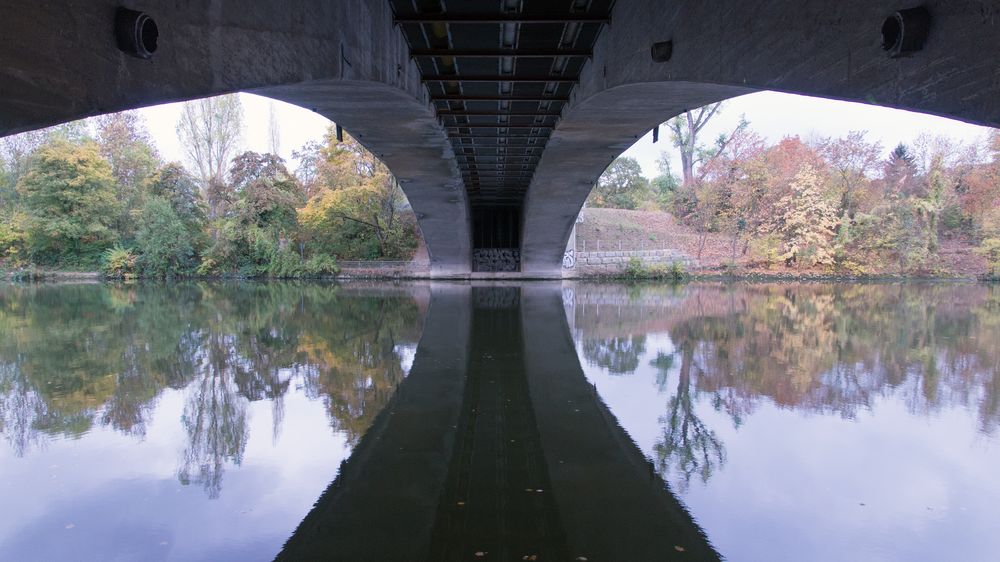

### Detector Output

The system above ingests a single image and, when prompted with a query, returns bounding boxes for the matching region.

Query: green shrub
[940,204,971,237]
[624,256,646,278]
[196,256,221,276]
[264,248,305,278]
[303,254,339,277]
[667,260,686,279]
[977,238,1000,280]
[136,197,194,277]
[101,246,138,279]
[622,257,686,281]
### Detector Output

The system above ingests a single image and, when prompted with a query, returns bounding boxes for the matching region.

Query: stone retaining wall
[573,249,694,273]
[337,261,430,278]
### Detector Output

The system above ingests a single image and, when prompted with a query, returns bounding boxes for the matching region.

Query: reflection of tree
[178,334,249,499]
[573,282,1000,485]
[582,335,647,375]
[301,296,418,445]
[645,284,1000,431]
[0,362,45,456]
[652,346,726,491]
[973,289,1000,434]
[0,282,422,499]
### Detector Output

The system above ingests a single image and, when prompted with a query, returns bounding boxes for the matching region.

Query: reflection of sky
[0,383,352,562]
[395,343,417,376]
[575,331,1000,562]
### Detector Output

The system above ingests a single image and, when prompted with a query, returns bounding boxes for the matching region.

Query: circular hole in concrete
[881,14,902,51]
[139,16,158,55]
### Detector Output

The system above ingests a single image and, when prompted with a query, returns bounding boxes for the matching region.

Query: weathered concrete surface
[0,0,471,273]
[520,0,1000,273]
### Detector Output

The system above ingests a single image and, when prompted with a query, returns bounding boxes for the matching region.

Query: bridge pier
[278,283,718,561]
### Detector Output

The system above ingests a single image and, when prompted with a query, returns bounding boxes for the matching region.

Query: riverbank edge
[578,271,996,283]
[3,268,997,284]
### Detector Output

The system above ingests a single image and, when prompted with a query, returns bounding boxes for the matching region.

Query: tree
[665,103,747,187]
[267,102,281,156]
[295,126,418,260]
[0,130,48,208]
[94,111,161,239]
[229,151,302,230]
[699,127,771,263]
[587,156,649,209]
[770,165,839,267]
[147,163,207,233]
[136,197,194,277]
[650,153,680,209]
[197,151,305,276]
[294,127,382,197]
[176,94,244,217]
[17,140,120,266]
[299,174,416,260]
[1,121,93,209]
[819,131,882,219]
[883,143,919,196]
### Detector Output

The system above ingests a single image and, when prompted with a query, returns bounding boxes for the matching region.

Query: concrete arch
[0,0,470,273]
[521,0,1000,273]
[520,81,751,273]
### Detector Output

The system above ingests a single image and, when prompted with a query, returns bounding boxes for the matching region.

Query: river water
[0,281,997,561]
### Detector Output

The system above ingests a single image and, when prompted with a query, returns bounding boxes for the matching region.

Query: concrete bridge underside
[2,1,999,275]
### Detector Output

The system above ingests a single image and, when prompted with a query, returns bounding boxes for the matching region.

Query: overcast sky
[135,90,994,180]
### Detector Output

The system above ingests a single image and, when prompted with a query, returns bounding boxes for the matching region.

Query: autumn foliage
[661,122,1000,275]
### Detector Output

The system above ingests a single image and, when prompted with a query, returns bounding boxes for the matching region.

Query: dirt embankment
[575,207,989,277]
[575,208,733,266]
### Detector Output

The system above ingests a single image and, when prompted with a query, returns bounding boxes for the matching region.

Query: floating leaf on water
[674,545,685,552]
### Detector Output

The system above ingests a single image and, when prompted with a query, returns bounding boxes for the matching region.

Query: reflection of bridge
[276,284,718,561]
[4,1,1000,275]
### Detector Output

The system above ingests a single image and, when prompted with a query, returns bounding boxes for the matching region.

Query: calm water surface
[0,281,997,561]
